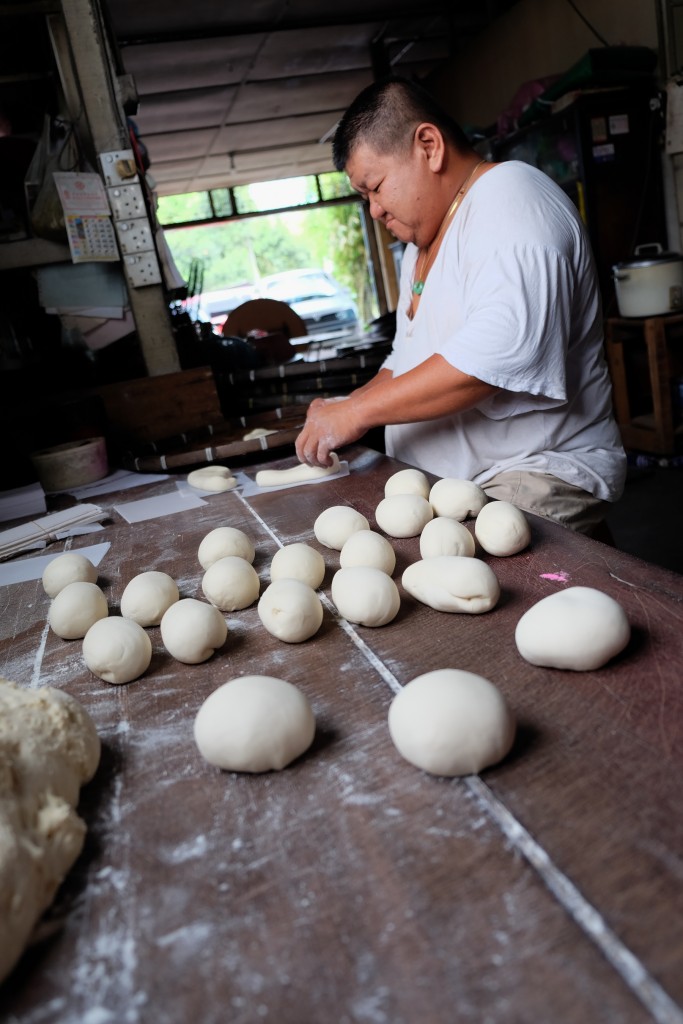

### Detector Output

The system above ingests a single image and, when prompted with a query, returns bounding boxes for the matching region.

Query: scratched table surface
[1,444,682,1024]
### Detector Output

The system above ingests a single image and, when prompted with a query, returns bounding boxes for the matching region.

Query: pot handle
[634,242,664,257]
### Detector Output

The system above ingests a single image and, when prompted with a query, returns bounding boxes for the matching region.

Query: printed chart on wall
[53,172,119,263]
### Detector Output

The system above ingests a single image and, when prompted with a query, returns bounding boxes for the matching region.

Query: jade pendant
[412,280,425,295]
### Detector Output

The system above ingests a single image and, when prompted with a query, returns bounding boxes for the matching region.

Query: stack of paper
[0,483,47,524]
[0,504,107,561]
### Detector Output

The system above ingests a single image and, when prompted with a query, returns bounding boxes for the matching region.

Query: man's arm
[295,354,498,466]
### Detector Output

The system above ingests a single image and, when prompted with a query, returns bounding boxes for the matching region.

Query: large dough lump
[83,617,152,684]
[340,530,396,575]
[201,556,260,611]
[194,675,315,772]
[258,580,323,642]
[198,527,255,569]
[402,555,500,614]
[384,467,430,500]
[515,586,630,670]
[42,552,98,598]
[419,517,475,559]
[160,598,228,663]
[120,570,179,626]
[0,679,100,982]
[388,668,516,776]
[429,478,488,520]
[270,543,326,589]
[314,505,369,550]
[375,493,433,538]
[474,500,531,556]
[49,581,108,639]
[331,566,401,626]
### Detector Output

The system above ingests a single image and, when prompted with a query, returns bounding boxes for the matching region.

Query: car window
[265,275,337,303]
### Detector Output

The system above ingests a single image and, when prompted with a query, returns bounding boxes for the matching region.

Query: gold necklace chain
[412,159,486,297]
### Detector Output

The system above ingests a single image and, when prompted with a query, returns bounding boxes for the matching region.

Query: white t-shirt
[383,161,626,501]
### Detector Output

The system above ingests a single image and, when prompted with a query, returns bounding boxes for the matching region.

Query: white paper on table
[60,468,169,499]
[0,483,47,523]
[0,541,111,587]
[237,460,349,497]
[113,490,206,524]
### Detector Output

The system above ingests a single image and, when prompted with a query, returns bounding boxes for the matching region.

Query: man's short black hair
[332,76,471,171]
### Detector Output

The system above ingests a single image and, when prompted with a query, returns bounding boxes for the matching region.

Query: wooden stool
[604,314,683,454]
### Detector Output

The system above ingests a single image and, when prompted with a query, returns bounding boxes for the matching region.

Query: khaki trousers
[483,470,610,535]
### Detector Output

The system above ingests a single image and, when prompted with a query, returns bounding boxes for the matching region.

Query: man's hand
[295,396,366,467]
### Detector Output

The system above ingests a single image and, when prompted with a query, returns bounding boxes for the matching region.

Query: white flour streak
[465,775,683,1024]
[164,833,209,863]
[29,620,50,688]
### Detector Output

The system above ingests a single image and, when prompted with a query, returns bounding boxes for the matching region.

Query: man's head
[332,77,470,171]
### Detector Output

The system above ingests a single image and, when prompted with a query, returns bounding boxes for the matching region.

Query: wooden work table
[1,445,682,1024]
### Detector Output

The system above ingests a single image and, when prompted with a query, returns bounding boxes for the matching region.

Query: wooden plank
[1,447,682,1023]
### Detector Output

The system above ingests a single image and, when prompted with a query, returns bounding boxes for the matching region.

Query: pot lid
[613,245,683,271]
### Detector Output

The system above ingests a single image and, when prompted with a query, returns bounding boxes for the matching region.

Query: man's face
[346,137,433,248]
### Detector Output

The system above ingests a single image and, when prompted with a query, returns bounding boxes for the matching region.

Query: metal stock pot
[612,243,683,318]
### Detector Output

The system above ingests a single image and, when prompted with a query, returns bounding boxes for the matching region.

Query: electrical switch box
[115,217,155,254]
[107,184,146,221]
[123,251,162,287]
[99,149,139,187]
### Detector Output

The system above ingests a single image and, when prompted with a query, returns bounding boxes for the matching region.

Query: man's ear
[413,122,446,171]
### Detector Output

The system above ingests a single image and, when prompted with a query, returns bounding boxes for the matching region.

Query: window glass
[157,192,212,224]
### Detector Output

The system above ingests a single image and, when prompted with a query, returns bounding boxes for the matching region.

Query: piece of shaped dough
[313,504,370,550]
[198,526,255,569]
[187,465,237,492]
[375,493,433,538]
[475,500,531,556]
[257,579,323,642]
[270,543,326,589]
[402,555,500,614]
[331,566,401,626]
[120,570,179,626]
[83,616,152,684]
[340,530,396,575]
[420,517,475,559]
[243,427,278,440]
[42,552,98,598]
[388,668,515,776]
[256,452,340,488]
[384,467,430,500]
[48,581,108,639]
[515,586,630,671]
[194,675,315,773]
[160,598,228,663]
[0,679,100,983]
[429,478,488,520]
[201,556,260,611]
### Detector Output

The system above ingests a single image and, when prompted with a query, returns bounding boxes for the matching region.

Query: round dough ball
[160,598,228,663]
[388,668,516,776]
[194,675,316,773]
[258,580,323,643]
[429,478,488,521]
[375,493,433,539]
[384,467,430,500]
[49,581,108,640]
[515,586,630,671]
[340,530,396,575]
[270,543,325,589]
[83,616,152,685]
[313,505,369,550]
[475,500,531,556]
[201,556,260,611]
[331,566,401,626]
[42,552,98,598]
[402,555,499,614]
[420,517,475,559]
[120,570,179,626]
[198,527,255,569]
[187,465,237,492]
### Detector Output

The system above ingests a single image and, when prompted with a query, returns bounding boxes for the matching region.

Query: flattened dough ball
[340,530,396,575]
[42,552,97,598]
[331,566,401,626]
[429,478,488,520]
[375,493,433,538]
[187,465,237,492]
[402,556,499,614]
[194,675,316,772]
[384,467,430,500]
[49,582,108,640]
[420,517,475,559]
[120,570,179,626]
[270,543,326,589]
[258,580,323,642]
[314,505,369,550]
[515,586,630,670]
[388,668,516,776]
[475,500,531,556]
[198,527,255,569]
[201,556,260,611]
[160,598,228,663]
[83,617,152,684]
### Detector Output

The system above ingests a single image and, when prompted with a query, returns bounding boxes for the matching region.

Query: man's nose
[368,198,384,219]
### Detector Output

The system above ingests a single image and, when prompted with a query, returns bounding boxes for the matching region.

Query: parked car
[259,269,360,343]
[196,284,260,328]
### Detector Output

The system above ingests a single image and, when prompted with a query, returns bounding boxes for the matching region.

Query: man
[295,77,625,533]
